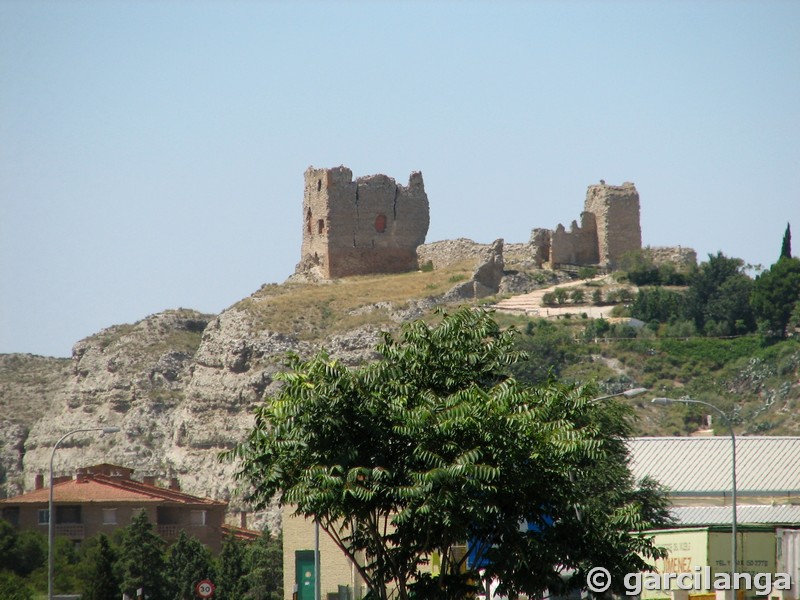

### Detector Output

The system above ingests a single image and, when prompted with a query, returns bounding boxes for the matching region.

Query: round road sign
[196,579,215,598]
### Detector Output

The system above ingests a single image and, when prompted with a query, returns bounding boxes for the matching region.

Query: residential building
[0,463,228,552]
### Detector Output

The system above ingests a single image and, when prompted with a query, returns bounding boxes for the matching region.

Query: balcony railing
[157,524,180,540]
[55,524,85,539]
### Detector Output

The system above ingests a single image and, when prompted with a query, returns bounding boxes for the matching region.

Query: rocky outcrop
[444,239,506,300]
[5,299,391,531]
[0,354,71,497]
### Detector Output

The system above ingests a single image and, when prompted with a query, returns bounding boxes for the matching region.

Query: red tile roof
[0,473,226,507]
[221,523,262,542]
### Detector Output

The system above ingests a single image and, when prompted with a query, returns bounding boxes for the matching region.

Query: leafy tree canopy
[227,307,670,600]
[686,252,755,335]
[244,530,283,600]
[751,256,800,339]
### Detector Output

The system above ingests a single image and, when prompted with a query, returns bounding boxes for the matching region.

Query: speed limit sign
[196,579,215,598]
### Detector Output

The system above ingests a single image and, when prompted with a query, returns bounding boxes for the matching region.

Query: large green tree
[118,511,167,600]
[164,531,216,600]
[781,223,792,259]
[228,308,669,600]
[686,252,755,335]
[244,530,283,600]
[751,256,800,338]
[79,534,121,600]
[215,534,249,600]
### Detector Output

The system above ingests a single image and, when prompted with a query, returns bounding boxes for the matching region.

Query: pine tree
[118,511,167,600]
[81,534,121,600]
[781,222,793,259]
[245,530,283,600]
[164,531,216,600]
[215,533,249,600]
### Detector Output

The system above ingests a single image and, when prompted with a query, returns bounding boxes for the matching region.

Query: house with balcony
[0,463,228,552]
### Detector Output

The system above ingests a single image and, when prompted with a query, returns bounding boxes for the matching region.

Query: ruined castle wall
[528,228,552,268]
[647,246,698,270]
[584,182,641,269]
[549,212,599,267]
[299,166,429,279]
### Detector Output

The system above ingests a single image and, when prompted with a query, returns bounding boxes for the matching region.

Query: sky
[2,1,799,358]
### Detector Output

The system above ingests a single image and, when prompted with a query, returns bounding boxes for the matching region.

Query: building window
[190,510,207,526]
[374,213,387,233]
[102,508,117,525]
[56,505,81,524]
[38,509,49,525]
[1,507,19,527]
[317,219,324,234]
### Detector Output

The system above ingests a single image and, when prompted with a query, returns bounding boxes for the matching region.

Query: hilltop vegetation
[230,235,800,439]
[491,232,800,437]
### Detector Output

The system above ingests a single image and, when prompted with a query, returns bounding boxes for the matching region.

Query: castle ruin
[531,181,642,270]
[297,166,430,279]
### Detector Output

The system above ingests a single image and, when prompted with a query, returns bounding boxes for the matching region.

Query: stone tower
[583,181,641,269]
[298,166,430,279]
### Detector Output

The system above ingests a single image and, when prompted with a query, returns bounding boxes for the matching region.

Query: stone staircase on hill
[492,276,618,319]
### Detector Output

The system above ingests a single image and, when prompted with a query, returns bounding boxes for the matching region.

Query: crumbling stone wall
[533,181,642,270]
[647,246,697,270]
[529,229,551,268]
[298,166,430,279]
[549,212,599,267]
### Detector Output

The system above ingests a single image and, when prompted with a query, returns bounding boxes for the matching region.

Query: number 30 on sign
[196,579,215,598]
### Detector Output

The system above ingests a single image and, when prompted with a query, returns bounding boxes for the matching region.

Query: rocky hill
[0,240,521,530]
[2,239,798,532]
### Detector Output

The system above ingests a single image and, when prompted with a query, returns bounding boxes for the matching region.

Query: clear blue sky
[2,1,799,358]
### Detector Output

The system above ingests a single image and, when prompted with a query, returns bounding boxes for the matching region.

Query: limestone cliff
[1,236,635,532]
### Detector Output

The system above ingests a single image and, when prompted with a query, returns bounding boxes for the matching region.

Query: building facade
[0,463,228,552]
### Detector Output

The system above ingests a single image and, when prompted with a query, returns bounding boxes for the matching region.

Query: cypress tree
[781,223,792,259]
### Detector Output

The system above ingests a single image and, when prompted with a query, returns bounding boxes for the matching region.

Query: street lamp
[590,387,648,403]
[652,397,737,574]
[49,426,120,600]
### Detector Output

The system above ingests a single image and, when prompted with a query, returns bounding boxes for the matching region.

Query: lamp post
[48,426,120,600]
[315,520,321,600]
[652,397,737,574]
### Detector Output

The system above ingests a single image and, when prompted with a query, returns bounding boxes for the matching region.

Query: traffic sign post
[196,580,215,599]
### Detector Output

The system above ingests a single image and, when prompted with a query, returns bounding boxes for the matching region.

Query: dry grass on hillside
[236,262,477,340]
